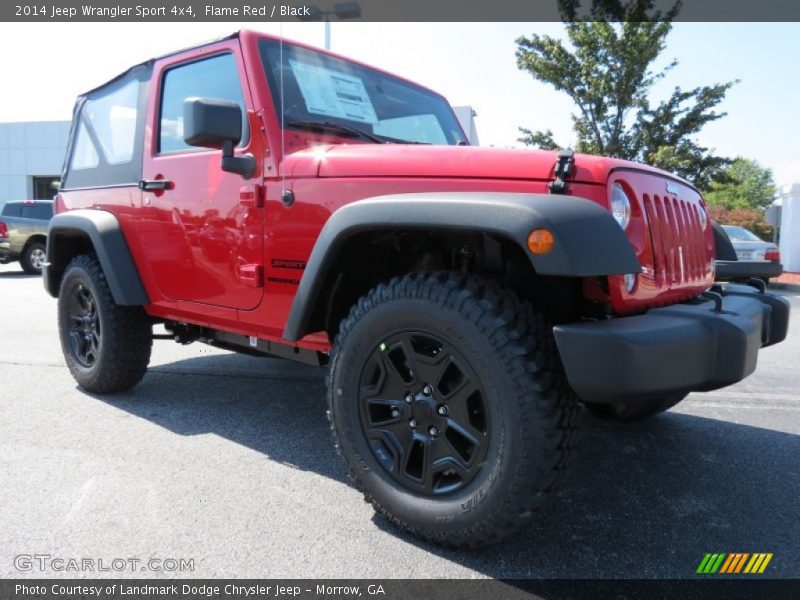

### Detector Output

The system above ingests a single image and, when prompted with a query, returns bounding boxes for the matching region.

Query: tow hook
[746,278,767,294]
[701,290,724,313]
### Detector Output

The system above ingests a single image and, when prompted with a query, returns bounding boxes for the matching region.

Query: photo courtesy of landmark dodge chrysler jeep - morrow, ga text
[44,31,789,548]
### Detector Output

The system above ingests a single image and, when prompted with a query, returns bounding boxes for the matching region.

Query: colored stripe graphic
[744,553,774,574]
[759,554,774,573]
[719,554,735,574]
[734,553,750,573]
[710,554,725,573]
[696,553,713,573]
[697,553,727,573]
[720,553,749,574]
[700,552,773,574]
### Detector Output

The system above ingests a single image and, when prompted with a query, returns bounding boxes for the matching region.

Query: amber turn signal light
[527,228,554,254]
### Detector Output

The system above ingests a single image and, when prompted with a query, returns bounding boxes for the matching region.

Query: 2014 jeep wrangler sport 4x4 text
[45,31,789,548]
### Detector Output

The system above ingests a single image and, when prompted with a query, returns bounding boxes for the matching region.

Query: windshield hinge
[549,148,575,194]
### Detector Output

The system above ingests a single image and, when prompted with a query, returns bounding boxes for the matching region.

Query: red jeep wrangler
[45,31,789,548]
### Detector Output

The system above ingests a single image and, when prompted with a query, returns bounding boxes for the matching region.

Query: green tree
[515,0,735,188]
[704,157,777,210]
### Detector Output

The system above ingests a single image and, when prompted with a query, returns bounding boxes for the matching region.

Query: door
[139,45,264,310]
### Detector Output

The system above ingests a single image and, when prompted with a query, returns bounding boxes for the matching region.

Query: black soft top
[76,31,239,101]
[62,31,240,190]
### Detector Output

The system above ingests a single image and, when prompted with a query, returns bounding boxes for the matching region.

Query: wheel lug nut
[423,385,433,396]
[437,405,448,416]
[405,393,414,404]
[428,426,438,437]
[409,419,417,429]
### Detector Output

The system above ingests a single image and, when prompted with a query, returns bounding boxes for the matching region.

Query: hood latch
[549,148,575,194]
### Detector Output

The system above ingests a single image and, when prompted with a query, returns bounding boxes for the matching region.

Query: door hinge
[549,148,575,194]
[239,184,265,208]
[239,264,264,288]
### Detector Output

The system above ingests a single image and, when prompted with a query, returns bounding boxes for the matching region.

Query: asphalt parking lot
[1,261,798,579]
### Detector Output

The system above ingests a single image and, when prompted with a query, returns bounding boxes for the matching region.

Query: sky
[0,21,798,186]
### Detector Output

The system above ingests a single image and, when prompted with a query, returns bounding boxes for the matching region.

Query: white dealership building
[777,184,800,272]
[0,121,70,205]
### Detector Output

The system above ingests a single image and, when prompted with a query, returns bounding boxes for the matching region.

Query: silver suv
[0,200,53,274]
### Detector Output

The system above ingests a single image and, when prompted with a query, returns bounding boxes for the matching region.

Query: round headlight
[611,183,631,229]
[698,204,708,231]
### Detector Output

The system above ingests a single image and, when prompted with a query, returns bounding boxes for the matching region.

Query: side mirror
[183,97,255,178]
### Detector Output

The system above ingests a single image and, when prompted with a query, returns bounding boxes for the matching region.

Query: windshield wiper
[286,120,386,144]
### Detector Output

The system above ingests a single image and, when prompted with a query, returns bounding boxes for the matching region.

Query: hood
[283,143,693,187]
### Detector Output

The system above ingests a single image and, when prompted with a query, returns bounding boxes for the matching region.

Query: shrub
[707,205,773,241]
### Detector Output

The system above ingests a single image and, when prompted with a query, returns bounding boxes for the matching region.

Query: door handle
[138,179,173,191]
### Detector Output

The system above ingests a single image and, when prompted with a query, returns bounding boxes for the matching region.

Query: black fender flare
[711,220,738,261]
[283,192,640,341]
[44,209,149,305]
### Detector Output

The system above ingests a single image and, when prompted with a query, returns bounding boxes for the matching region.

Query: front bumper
[553,284,789,404]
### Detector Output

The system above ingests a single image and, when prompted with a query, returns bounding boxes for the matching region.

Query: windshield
[259,38,467,145]
[722,225,762,242]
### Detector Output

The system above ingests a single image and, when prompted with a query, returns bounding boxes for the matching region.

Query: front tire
[328,272,580,548]
[20,241,46,274]
[58,253,152,393]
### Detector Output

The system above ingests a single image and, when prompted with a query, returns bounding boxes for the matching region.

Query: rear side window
[71,122,100,170]
[70,79,138,169]
[159,53,248,154]
[21,203,53,220]
[61,63,151,190]
[2,203,22,217]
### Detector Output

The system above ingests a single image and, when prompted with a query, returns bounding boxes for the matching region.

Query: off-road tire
[20,241,46,275]
[58,253,152,393]
[327,272,580,548]
[584,393,688,422]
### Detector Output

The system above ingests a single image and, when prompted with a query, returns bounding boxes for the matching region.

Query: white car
[722,225,780,262]
[715,224,782,284]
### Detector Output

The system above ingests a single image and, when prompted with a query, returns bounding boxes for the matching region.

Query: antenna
[279,22,285,197]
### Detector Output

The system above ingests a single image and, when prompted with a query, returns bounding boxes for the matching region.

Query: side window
[2,204,22,217]
[69,79,138,171]
[159,53,248,154]
[22,203,54,220]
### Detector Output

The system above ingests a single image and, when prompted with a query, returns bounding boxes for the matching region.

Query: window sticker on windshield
[289,60,378,124]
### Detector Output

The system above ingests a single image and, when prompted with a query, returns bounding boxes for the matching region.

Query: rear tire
[327,272,580,548]
[58,253,152,393]
[584,393,687,422]
[20,241,46,275]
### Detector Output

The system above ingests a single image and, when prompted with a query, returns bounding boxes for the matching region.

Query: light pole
[299,2,362,51]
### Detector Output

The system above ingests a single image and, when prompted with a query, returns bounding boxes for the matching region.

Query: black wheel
[58,253,152,393]
[328,272,580,548]
[20,241,46,274]
[584,393,687,422]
